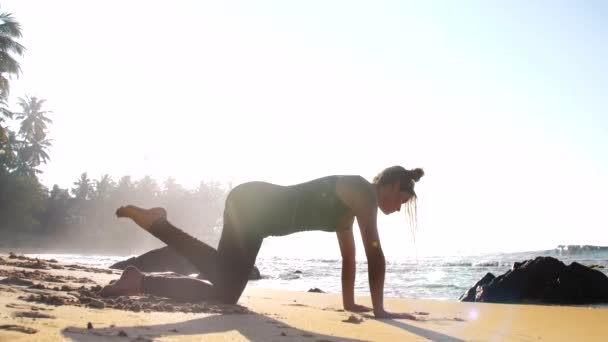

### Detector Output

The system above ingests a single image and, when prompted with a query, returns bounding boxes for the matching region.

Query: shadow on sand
[379,319,465,342]
[62,309,364,342]
[63,308,468,342]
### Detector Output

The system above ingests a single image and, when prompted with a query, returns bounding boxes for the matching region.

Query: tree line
[0,8,228,255]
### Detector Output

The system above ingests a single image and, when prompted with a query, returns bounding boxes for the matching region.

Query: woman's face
[378,182,413,215]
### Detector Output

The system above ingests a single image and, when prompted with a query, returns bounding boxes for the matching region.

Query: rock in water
[249,266,261,280]
[460,256,608,304]
[459,272,495,302]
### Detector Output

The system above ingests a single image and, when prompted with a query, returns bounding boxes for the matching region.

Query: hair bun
[409,168,424,182]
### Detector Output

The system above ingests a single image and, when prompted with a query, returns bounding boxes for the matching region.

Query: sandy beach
[1,253,607,341]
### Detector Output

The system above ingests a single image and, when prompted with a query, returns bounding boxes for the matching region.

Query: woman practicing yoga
[101,165,424,319]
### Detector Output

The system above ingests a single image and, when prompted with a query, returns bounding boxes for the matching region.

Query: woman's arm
[337,176,416,320]
[354,195,388,316]
[336,229,371,312]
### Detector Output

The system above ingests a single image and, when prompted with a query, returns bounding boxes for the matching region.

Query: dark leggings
[140,217,263,304]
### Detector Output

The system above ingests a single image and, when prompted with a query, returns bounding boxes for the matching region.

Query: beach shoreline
[1,252,607,341]
[13,249,608,303]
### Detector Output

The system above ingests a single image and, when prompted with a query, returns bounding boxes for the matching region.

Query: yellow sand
[1,257,607,341]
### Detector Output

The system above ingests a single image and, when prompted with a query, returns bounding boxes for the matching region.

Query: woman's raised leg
[115,205,219,281]
[107,205,263,304]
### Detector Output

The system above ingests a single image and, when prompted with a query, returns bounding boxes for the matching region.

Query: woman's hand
[344,303,372,312]
[374,309,417,320]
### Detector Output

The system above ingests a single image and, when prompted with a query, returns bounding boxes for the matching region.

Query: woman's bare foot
[115,205,167,230]
[100,266,144,297]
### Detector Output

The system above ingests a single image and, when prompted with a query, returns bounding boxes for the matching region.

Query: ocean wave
[554,245,608,255]
[473,261,499,267]
[25,253,127,268]
[278,273,301,280]
[262,256,339,264]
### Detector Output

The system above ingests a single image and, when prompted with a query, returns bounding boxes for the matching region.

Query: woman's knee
[216,284,246,304]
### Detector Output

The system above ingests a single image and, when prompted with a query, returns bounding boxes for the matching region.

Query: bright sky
[3,1,607,257]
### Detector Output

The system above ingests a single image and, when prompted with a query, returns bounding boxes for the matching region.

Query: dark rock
[460,256,608,304]
[249,266,261,280]
[0,277,34,287]
[109,246,262,280]
[87,299,105,309]
[307,287,325,293]
[15,311,55,319]
[0,324,38,334]
[459,272,494,302]
[294,270,302,274]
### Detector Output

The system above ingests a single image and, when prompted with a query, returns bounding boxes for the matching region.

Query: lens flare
[468,309,479,320]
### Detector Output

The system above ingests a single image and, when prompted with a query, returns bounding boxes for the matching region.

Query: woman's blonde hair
[373,166,424,241]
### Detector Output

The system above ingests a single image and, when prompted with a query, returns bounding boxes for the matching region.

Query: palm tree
[0,97,12,149]
[11,96,53,173]
[0,96,12,124]
[0,11,25,99]
[71,172,94,201]
[18,137,51,171]
[136,175,160,197]
[0,128,18,172]
[0,10,24,148]
[115,175,134,195]
[94,174,115,201]
[162,177,186,196]
[16,96,52,142]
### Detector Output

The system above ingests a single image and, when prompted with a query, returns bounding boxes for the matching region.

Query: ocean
[26,245,608,302]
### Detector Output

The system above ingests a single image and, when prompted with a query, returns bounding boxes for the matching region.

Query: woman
[101,166,423,319]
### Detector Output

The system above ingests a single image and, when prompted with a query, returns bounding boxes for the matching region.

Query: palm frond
[0,36,25,55]
[0,13,23,38]
[0,51,21,75]
[0,75,9,98]
[0,105,12,119]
